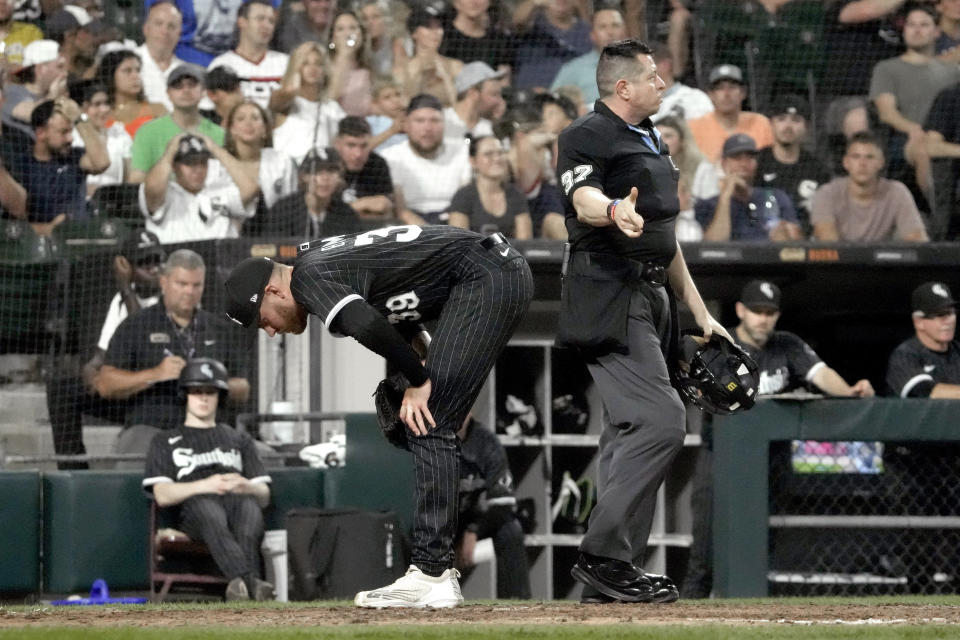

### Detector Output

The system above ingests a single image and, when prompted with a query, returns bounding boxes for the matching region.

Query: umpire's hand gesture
[401,379,436,436]
[611,187,644,238]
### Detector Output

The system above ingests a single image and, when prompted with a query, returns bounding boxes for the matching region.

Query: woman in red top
[97,50,166,138]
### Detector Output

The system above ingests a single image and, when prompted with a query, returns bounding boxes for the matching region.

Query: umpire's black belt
[570,251,667,286]
[479,232,509,250]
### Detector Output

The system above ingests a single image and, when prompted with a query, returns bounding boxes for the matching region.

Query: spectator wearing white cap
[0,0,42,68]
[2,39,67,137]
[444,61,505,142]
[687,64,773,162]
[207,0,288,111]
[379,93,471,225]
[140,132,257,242]
[136,1,184,111]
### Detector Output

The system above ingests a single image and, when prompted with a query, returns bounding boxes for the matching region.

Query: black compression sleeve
[329,299,429,386]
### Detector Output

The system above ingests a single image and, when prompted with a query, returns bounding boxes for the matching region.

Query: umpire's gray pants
[580,283,686,566]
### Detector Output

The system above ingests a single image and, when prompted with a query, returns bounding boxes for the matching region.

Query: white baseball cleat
[354,565,464,608]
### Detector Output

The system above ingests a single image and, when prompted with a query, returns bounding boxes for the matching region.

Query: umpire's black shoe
[571,553,654,603]
[580,586,616,604]
[642,572,680,603]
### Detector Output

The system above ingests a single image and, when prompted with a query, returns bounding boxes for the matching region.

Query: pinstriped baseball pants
[179,493,265,586]
[408,242,534,576]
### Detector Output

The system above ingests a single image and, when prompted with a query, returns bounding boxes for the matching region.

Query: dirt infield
[2,602,959,628]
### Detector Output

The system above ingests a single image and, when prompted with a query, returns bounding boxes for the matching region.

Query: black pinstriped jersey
[142,424,270,494]
[885,336,960,397]
[290,225,487,330]
[736,330,824,395]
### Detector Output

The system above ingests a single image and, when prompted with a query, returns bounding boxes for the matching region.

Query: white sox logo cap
[224,257,275,328]
[740,279,781,312]
[912,282,957,317]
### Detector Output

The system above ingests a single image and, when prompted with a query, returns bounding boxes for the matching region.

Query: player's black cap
[224,257,275,328]
[722,133,758,158]
[912,282,957,317]
[768,94,810,121]
[740,280,781,312]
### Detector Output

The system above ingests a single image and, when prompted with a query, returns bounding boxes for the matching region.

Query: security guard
[555,38,729,604]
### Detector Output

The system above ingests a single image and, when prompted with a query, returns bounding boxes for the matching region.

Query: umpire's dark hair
[30,100,58,130]
[336,115,372,138]
[596,38,654,98]
[845,130,884,155]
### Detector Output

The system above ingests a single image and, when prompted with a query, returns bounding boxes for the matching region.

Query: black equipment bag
[286,507,406,600]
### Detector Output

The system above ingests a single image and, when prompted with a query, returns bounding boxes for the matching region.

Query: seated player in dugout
[143,357,274,602]
[454,414,531,599]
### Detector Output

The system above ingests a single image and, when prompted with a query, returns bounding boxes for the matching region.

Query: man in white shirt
[207,0,288,110]
[380,94,471,225]
[136,1,184,111]
[140,133,258,242]
[444,61,506,141]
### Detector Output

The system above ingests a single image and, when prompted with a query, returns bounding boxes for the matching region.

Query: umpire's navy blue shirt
[556,100,680,264]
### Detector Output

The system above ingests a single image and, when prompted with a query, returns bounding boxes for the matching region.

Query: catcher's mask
[178,357,230,402]
[674,331,759,415]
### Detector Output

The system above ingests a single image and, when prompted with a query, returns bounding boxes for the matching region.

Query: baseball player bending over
[142,358,274,602]
[224,225,533,608]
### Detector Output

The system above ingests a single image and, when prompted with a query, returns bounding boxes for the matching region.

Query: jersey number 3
[560,164,593,195]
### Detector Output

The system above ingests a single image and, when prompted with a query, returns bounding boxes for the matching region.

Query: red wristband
[607,199,621,221]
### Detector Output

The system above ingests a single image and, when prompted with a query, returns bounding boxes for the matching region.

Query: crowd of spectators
[0,0,958,245]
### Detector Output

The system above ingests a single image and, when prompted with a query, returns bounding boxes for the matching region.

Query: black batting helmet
[179,357,230,395]
[673,332,759,415]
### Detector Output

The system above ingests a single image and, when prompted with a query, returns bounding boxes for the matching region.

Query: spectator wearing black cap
[886,282,960,398]
[266,147,361,238]
[379,93,471,225]
[45,230,166,469]
[200,65,243,126]
[140,133,257,242]
[44,5,104,81]
[444,61,506,141]
[0,0,42,69]
[811,131,928,242]
[695,133,801,242]
[395,5,464,108]
[756,95,830,239]
[332,115,394,220]
[9,96,109,233]
[2,39,67,137]
[687,64,773,162]
[136,1,185,111]
[130,63,224,183]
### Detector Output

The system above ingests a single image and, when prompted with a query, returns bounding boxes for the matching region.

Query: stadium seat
[0,220,59,354]
[88,184,144,223]
[52,219,131,259]
[149,501,229,603]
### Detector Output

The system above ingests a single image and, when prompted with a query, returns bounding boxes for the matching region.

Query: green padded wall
[0,471,41,594]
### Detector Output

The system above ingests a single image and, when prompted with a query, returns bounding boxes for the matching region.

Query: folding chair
[148,502,229,602]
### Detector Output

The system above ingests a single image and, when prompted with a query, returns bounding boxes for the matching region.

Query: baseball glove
[373,373,410,450]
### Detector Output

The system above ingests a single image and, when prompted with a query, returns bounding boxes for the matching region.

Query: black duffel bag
[286,507,407,600]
